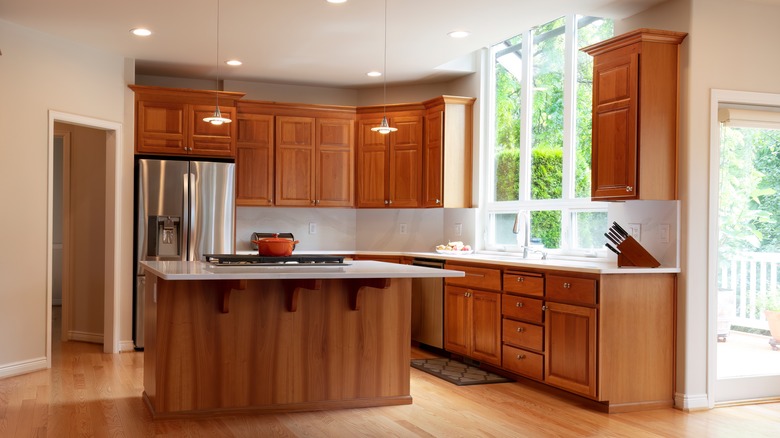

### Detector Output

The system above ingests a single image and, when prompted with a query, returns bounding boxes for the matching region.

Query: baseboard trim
[0,356,48,379]
[119,340,137,352]
[68,330,104,344]
[675,392,710,411]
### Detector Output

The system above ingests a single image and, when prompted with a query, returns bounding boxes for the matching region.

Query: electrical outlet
[455,223,463,237]
[628,223,641,241]
[309,222,317,234]
[659,223,670,244]
[399,223,408,234]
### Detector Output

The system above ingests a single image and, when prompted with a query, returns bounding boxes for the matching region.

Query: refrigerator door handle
[186,171,197,261]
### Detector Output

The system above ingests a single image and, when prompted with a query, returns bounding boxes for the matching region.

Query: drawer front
[502,319,543,351]
[445,264,501,291]
[502,345,543,380]
[546,275,597,306]
[502,295,544,324]
[503,271,544,297]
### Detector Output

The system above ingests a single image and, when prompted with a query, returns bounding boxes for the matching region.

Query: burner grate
[203,254,345,266]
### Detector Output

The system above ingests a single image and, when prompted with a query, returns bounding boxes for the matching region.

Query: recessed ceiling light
[367,71,382,77]
[130,28,152,37]
[448,30,470,39]
[327,0,348,3]
[225,59,242,66]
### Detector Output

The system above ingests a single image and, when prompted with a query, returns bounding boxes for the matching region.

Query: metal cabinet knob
[516,327,524,333]
[563,282,571,289]
[436,199,441,204]
[517,277,524,283]
[516,354,526,360]
[626,186,633,192]
[384,200,389,205]
[389,200,393,205]
[516,301,523,307]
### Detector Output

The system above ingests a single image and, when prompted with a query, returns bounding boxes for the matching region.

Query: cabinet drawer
[546,275,597,306]
[502,295,544,324]
[502,319,543,351]
[445,264,501,291]
[503,271,544,297]
[502,345,543,380]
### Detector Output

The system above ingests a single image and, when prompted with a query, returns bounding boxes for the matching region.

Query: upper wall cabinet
[235,112,275,206]
[422,96,475,208]
[356,107,424,208]
[130,85,244,158]
[582,29,687,201]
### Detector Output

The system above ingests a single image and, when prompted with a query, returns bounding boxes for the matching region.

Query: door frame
[47,111,123,361]
[707,89,780,406]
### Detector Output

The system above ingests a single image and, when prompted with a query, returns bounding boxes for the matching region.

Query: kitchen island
[139,260,463,418]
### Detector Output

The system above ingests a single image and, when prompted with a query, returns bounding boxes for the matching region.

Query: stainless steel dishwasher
[411,258,445,348]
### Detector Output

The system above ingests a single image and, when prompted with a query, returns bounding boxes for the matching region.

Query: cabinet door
[275,116,316,206]
[190,105,237,157]
[444,285,470,356]
[422,109,443,207]
[136,100,188,154]
[591,51,639,200]
[356,119,389,207]
[236,114,274,206]
[316,119,354,207]
[544,301,597,398]
[471,289,502,366]
[388,115,423,208]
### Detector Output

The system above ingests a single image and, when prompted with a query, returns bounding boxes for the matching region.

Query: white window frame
[481,14,610,257]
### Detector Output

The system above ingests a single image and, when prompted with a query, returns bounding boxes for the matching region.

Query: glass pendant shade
[371,115,397,134]
[203,104,231,125]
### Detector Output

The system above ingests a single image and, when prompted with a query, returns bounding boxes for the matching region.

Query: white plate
[435,249,473,255]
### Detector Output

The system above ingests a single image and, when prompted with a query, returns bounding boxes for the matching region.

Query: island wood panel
[143,275,411,417]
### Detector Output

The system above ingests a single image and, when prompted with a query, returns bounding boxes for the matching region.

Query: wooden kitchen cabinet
[444,263,502,366]
[356,110,424,208]
[275,116,354,207]
[544,300,598,398]
[582,29,686,201]
[501,270,545,381]
[130,85,244,158]
[422,96,475,208]
[236,113,274,206]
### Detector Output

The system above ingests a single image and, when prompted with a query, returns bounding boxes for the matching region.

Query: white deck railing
[719,252,780,330]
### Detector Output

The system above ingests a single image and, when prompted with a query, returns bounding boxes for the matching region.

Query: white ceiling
[0,0,665,88]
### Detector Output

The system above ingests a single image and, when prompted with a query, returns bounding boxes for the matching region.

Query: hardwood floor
[1,309,779,437]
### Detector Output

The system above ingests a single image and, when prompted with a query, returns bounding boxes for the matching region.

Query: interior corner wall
[0,19,127,375]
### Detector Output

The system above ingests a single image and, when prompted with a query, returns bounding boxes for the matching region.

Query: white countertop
[140,260,466,281]
[235,250,680,275]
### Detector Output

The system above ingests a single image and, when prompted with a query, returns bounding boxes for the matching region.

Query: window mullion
[519,28,533,203]
[562,15,577,201]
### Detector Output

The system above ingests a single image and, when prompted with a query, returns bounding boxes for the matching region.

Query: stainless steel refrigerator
[134,158,235,349]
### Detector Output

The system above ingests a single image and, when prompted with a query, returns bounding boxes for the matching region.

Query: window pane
[494,36,523,202]
[531,18,565,200]
[532,210,561,249]
[493,213,520,246]
[575,17,614,198]
[572,211,609,249]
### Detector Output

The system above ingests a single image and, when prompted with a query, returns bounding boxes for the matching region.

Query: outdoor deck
[717,330,780,378]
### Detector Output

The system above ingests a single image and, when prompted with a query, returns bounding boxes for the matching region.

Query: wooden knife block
[616,235,661,268]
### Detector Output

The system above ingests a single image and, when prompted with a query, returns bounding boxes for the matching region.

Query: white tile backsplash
[608,200,680,268]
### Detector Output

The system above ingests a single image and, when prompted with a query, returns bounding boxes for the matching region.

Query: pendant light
[203,0,232,125]
[371,0,397,134]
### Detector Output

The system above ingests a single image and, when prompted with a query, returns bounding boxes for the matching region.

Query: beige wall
[620,0,780,409]
[0,19,129,373]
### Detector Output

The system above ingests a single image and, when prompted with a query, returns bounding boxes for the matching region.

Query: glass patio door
[715,105,780,403]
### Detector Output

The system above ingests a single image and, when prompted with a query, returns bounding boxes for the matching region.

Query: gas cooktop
[203,254,346,266]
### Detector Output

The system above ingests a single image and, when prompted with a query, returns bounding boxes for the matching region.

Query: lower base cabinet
[544,301,598,398]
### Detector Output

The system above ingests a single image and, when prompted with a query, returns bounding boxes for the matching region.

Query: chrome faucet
[512,211,547,260]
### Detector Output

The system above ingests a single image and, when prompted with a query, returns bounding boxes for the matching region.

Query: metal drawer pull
[515,301,523,307]
[516,277,524,282]
[516,327,524,333]
[563,282,571,288]
[626,186,633,192]
[466,273,485,277]
[516,354,526,360]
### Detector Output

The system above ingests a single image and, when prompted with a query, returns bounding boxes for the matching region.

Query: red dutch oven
[252,233,300,257]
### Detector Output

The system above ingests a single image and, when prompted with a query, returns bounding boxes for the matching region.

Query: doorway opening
[709,90,780,405]
[47,111,123,366]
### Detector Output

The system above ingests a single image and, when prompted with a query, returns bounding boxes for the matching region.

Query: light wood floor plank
[0,309,779,437]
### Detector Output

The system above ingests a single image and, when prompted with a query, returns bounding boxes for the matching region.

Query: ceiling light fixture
[226,59,242,66]
[203,0,232,126]
[448,30,470,39]
[130,28,152,37]
[367,71,382,77]
[371,0,397,135]
[326,0,348,3]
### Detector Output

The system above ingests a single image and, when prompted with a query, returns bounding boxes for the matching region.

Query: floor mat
[410,358,512,386]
